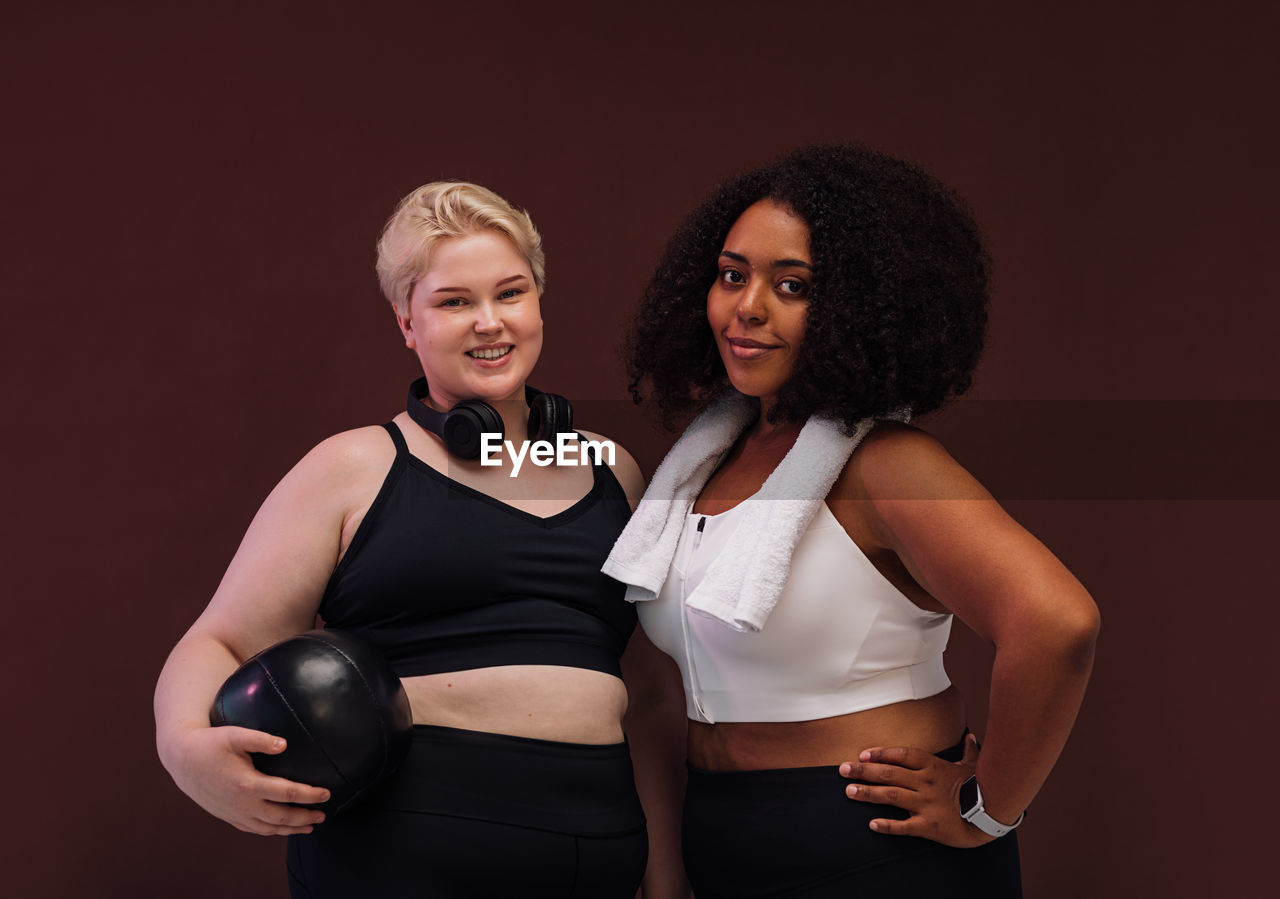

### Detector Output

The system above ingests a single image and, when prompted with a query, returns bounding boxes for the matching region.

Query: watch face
[959,775,980,813]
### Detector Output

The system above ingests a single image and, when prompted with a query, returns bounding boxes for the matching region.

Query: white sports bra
[637,500,953,723]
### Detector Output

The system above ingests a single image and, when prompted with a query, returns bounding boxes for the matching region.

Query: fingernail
[859,750,871,762]
[870,821,880,832]
[847,785,859,797]
[839,763,851,776]
[272,738,285,750]
[319,791,330,802]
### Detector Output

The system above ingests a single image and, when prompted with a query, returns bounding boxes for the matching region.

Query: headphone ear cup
[443,401,504,459]
[527,392,573,443]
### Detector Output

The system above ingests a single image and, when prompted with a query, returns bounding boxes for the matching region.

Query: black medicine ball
[210,629,413,816]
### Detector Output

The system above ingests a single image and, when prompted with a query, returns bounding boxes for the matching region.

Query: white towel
[602,390,887,632]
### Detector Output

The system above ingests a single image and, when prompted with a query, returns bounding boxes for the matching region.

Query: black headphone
[405,376,574,460]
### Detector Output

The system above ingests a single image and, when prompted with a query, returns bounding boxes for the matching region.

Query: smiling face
[707,199,812,412]
[396,229,543,410]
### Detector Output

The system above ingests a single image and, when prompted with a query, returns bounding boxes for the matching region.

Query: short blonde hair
[376,181,545,316]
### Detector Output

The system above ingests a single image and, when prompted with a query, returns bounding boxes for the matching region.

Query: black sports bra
[318,423,637,679]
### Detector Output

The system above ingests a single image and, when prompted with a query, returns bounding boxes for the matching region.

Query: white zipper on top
[680,514,714,723]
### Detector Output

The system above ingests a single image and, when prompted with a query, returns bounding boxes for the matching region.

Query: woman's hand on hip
[838,733,995,848]
[169,724,330,836]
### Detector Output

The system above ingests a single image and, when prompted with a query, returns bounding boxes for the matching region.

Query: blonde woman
[156,182,676,897]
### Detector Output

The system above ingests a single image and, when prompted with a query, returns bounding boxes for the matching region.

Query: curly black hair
[627,144,990,430]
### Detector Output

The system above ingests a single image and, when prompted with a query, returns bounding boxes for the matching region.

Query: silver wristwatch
[958,776,1025,837]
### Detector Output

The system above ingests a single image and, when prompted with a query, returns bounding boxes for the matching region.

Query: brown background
[4,1,1277,896]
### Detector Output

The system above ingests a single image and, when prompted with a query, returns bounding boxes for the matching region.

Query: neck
[489,395,533,441]
[747,397,801,442]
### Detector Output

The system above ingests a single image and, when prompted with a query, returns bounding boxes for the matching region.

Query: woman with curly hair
[605,145,1099,897]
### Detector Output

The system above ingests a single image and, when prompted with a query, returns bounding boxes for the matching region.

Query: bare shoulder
[832,421,990,504]
[238,425,398,535]
[194,424,399,653]
[579,429,646,508]
[301,424,396,473]
[278,424,397,493]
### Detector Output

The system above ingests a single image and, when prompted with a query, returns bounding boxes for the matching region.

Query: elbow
[998,590,1100,673]
[1070,587,1101,644]
[1042,592,1101,671]
[1066,606,1100,672]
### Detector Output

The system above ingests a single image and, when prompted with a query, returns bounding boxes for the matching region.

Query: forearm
[620,632,693,898]
[629,716,690,898]
[972,624,1098,825]
[153,631,242,770]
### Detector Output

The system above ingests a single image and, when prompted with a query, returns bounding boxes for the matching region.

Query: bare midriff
[688,686,965,770]
[401,665,629,745]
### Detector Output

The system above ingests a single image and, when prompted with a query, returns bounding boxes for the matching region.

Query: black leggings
[683,738,1022,898]
[286,725,647,898]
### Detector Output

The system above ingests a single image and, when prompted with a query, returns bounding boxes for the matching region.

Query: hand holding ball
[210,629,413,816]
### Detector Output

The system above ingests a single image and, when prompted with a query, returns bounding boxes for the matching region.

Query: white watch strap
[960,778,1025,837]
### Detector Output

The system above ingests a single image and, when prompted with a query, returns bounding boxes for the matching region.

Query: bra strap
[381,421,409,457]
